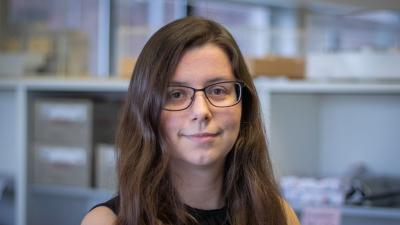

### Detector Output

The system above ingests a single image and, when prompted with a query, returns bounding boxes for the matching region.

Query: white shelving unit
[254,77,400,225]
[254,77,400,177]
[1,77,400,225]
[0,77,127,225]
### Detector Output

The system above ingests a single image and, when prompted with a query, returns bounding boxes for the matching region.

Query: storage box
[32,98,93,187]
[246,55,305,79]
[95,144,117,191]
[118,57,136,79]
[33,99,93,146]
[64,31,89,74]
[116,25,147,78]
[307,51,400,80]
[32,144,91,187]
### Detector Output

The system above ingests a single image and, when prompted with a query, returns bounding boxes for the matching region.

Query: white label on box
[40,102,88,122]
[38,146,87,166]
[301,207,341,225]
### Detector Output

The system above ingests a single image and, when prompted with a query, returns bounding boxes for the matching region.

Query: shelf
[222,0,400,11]
[30,185,115,199]
[293,205,400,220]
[342,206,400,219]
[23,77,129,92]
[0,79,19,90]
[254,77,400,94]
[0,77,129,92]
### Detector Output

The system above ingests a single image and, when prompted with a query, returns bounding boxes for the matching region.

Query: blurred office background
[1,0,400,225]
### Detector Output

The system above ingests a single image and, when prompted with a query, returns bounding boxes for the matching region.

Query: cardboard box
[246,55,305,79]
[32,144,91,187]
[33,99,93,146]
[116,26,148,78]
[65,31,89,74]
[95,144,117,191]
[32,98,93,187]
[307,52,400,80]
[118,57,136,79]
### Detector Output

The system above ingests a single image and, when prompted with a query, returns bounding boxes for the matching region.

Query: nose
[190,91,212,120]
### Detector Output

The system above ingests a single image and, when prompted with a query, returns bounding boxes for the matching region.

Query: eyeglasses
[163,81,244,111]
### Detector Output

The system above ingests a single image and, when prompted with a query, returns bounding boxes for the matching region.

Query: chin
[184,151,227,169]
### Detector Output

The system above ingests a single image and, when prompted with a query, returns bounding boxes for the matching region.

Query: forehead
[172,43,235,86]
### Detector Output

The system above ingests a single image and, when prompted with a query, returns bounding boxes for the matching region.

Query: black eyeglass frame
[163,80,245,111]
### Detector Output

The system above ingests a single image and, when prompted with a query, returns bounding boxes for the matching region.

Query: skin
[81,206,116,225]
[160,43,242,210]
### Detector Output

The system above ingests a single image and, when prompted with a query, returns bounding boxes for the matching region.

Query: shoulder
[281,199,301,225]
[81,206,117,225]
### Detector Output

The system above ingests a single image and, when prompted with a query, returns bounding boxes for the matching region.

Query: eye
[208,86,227,96]
[170,91,182,99]
[167,88,188,100]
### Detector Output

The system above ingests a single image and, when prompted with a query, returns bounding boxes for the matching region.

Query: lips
[181,132,221,142]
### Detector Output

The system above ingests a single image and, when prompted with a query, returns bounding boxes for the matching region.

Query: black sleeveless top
[92,196,230,225]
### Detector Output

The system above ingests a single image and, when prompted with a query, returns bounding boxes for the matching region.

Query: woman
[82,17,299,225]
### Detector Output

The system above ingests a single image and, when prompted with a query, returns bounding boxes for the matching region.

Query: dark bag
[346,176,400,207]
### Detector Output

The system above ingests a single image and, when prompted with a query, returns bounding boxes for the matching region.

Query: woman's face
[160,43,242,170]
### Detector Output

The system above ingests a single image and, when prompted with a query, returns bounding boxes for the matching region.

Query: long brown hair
[116,17,287,225]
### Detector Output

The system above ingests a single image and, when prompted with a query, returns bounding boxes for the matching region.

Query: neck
[170,162,225,210]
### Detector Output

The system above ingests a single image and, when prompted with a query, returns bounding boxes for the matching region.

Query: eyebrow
[169,76,234,86]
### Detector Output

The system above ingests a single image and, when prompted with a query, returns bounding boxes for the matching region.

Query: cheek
[220,106,242,136]
[160,111,181,139]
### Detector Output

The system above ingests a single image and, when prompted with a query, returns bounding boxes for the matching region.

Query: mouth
[181,132,221,142]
